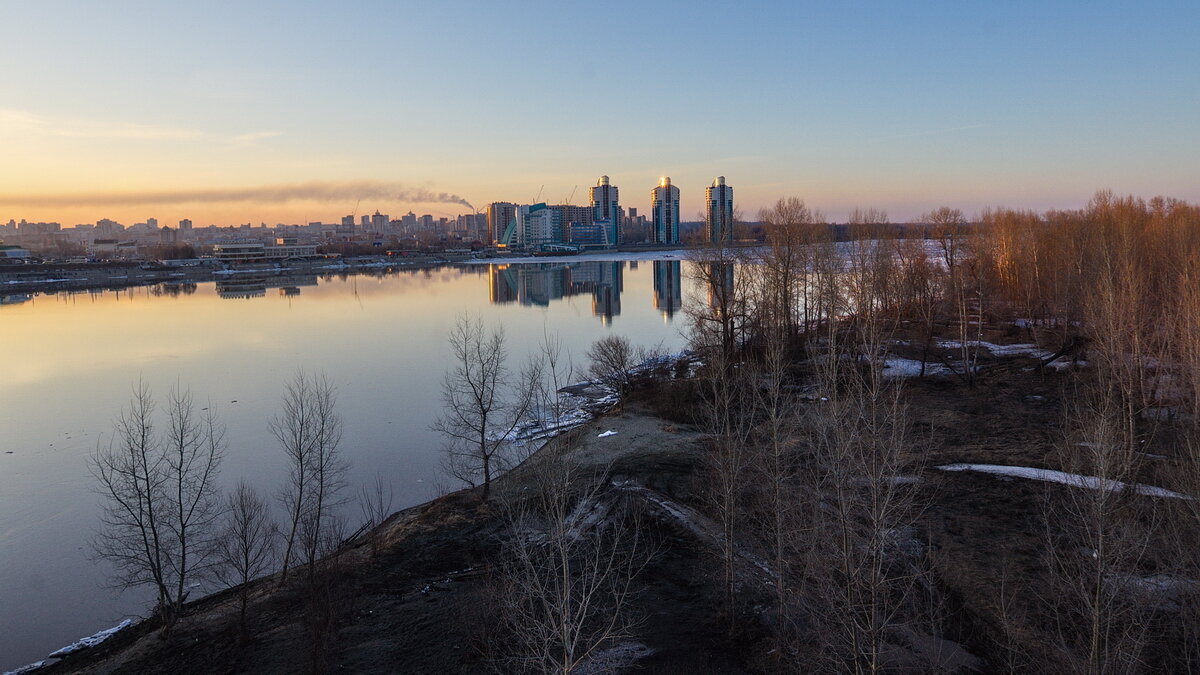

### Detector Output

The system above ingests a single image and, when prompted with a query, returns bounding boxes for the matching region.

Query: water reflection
[706,261,736,311]
[653,261,682,320]
[213,274,318,300]
[150,282,198,297]
[1,293,32,305]
[488,261,625,325]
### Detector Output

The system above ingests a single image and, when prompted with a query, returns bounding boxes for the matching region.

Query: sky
[1,0,1197,226]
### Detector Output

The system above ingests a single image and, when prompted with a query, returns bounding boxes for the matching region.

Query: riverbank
[25,391,727,674]
[21,339,1189,673]
[16,351,1073,674]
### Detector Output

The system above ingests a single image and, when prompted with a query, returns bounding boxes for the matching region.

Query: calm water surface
[0,258,696,669]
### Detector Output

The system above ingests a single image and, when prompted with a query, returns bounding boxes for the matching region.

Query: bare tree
[91,380,224,633]
[583,334,667,406]
[746,334,803,649]
[698,346,756,631]
[358,475,395,558]
[433,314,536,502]
[535,328,575,425]
[755,197,826,341]
[585,334,636,398]
[921,206,985,385]
[300,376,348,574]
[494,456,648,673]
[215,481,277,643]
[791,267,931,673]
[1043,385,1160,674]
[273,371,348,581]
[162,385,225,610]
[686,246,751,359]
[800,373,928,672]
[894,235,943,377]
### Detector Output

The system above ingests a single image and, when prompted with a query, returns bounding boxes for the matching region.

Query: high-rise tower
[589,175,620,247]
[705,176,734,244]
[651,176,680,245]
[486,202,517,245]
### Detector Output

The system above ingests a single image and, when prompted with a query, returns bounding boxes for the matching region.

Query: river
[0,255,697,670]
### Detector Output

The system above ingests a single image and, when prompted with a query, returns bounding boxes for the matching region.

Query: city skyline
[1,2,1197,226]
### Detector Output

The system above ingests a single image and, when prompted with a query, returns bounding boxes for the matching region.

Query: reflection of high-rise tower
[705,176,734,244]
[651,177,680,245]
[589,261,623,324]
[520,264,569,306]
[589,176,620,247]
[488,265,520,304]
[653,260,682,321]
[706,261,736,314]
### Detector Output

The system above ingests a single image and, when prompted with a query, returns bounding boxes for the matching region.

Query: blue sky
[1,0,1197,224]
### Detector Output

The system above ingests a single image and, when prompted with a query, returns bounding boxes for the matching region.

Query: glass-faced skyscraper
[589,175,620,247]
[705,176,734,244]
[651,176,680,245]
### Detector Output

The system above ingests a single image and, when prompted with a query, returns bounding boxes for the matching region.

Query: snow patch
[937,464,1190,499]
[597,430,618,438]
[935,339,1054,359]
[882,358,953,378]
[576,641,657,674]
[1046,357,1087,371]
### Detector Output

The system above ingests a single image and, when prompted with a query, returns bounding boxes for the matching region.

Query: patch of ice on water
[46,618,133,658]
[4,660,49,675]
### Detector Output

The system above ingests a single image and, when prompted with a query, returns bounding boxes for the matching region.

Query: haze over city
[2,1,1198,226]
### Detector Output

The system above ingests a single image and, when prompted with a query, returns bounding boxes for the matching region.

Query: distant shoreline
[463,248,692,265]
[0,247,731,296]
[0,258,446,296]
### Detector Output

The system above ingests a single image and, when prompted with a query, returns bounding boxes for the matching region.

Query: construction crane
[533,185,544,204]
[563,185,577,205]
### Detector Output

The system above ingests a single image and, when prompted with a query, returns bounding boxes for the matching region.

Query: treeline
[666,190,1200,672]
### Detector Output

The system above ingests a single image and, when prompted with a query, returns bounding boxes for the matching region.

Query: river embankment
[16,344,1125,674]
[23,380,726,674]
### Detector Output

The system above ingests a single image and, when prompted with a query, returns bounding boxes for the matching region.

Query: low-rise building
[265,237,318,259]
[213,241,266,263]
[0,244,31,260]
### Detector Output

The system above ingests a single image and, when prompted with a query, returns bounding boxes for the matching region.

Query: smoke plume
[0,180,473,211]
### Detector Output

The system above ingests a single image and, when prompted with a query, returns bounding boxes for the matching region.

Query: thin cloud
[0,107,202,140]
[231,130,284,145]
[0,180,473,210]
